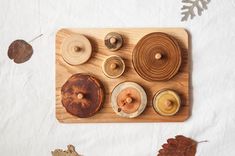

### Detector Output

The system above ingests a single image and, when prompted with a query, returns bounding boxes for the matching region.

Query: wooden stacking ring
[61,34,92,65]
[102,55,125,79]
[104,32,123,51]
[152,89,181,116]
[61,73,104,118]
[132,32,182,81]
[111,82,147,118]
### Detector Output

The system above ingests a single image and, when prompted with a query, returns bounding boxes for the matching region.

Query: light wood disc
[61,73,104,118]
[111,82,147,118]
[102,55,125,78]
[61,34,92,65]
[152,89,181,116]
[132,32,182,81]
[104,32,123,51]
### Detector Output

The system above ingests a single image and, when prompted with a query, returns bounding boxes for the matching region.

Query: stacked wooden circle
[61,34,92,65]
[152,89,181,116]
[104,32,123,51]
[102,55,125,78]
[61,74,104,118]
[132,32,182,81]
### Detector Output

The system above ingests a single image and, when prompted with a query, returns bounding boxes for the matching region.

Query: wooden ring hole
[77,93,84,100]
[155,53,162,60]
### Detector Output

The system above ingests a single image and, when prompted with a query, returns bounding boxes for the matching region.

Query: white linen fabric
[0,0,235,155]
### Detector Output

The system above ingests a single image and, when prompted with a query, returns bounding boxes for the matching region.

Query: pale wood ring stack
[61,34,92,65]
[132,32,182,81]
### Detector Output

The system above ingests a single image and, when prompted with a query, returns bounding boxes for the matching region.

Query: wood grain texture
[132,32,182,81]
[56,28,190,123]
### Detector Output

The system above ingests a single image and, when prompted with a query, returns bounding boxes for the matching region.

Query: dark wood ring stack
[132,32,182,81]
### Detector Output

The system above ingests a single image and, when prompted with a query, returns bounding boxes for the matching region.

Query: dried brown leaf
[8,40,33,64]
[51,145,80,156]
[157,135,197,156]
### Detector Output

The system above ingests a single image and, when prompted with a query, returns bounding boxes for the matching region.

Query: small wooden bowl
[152,89,181,116]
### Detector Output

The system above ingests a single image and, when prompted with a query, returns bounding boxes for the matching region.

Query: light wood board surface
[56,28,190,123]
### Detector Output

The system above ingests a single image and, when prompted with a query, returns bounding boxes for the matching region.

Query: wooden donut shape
[61,73,104,118]
[132,32,182,81]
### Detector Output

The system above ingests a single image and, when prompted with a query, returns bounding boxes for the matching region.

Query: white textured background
[0,0,235,155]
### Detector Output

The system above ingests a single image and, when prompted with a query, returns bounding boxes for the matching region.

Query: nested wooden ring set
[56,28,190,123]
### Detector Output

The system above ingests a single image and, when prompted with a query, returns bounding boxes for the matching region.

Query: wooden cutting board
[56,28,190,123]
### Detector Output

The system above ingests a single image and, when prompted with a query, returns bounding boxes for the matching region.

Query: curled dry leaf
[51,145,80,156]
[8,40,33,64]
[157,135,198,156]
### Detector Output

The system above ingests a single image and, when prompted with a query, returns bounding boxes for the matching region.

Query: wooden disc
[61,74,104,118]
[102,55,125,78]
[61,34,92,65]
[111,82,147,118]
[104,32,123,51]
[152,89,181,116]
[132,32,182,81]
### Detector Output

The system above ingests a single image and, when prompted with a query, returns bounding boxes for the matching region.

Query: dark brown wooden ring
[132,32,182,81]
[104,32,123,51]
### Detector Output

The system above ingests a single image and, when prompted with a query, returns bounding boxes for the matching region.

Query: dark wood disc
[104,32,123,51]
[132,32,182,81]
[61,74,104,118]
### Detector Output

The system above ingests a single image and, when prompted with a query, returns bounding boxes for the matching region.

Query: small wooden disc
[61,34,92,65]
[152,89,181,116]
[61,74,104,118]
[104,32,123,51]
[111,82,147,118]
[102,55,125,78]
[132,32,182,81]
